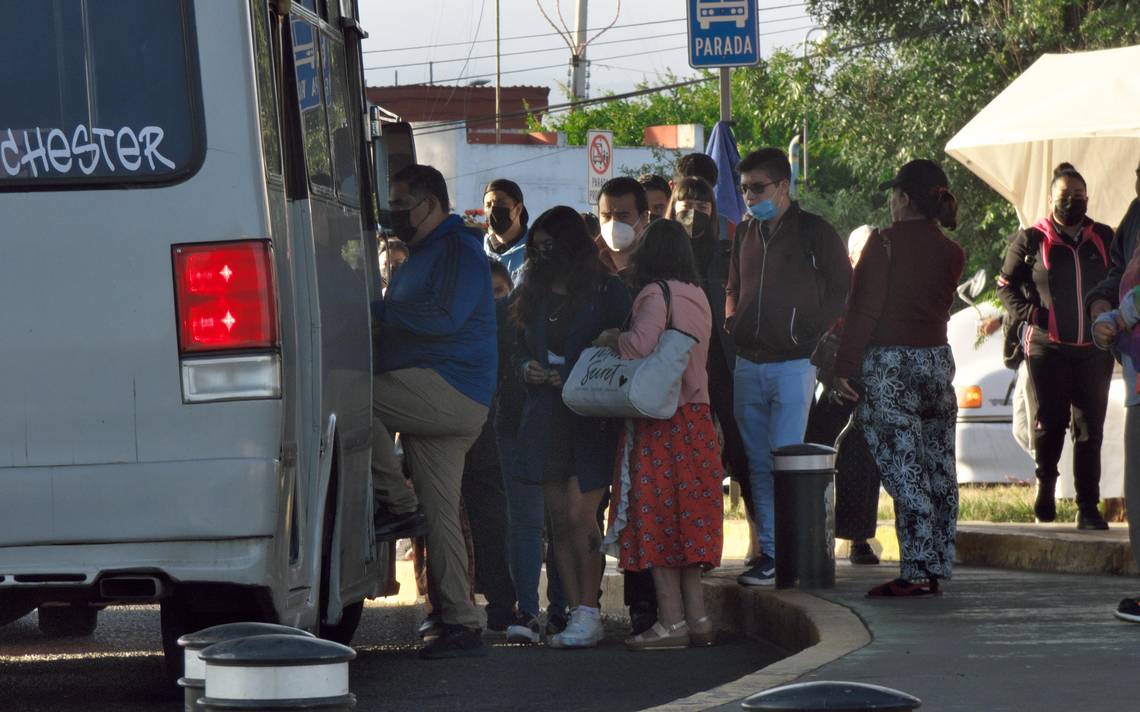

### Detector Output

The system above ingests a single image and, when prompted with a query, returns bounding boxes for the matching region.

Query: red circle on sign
[589,134,611,175]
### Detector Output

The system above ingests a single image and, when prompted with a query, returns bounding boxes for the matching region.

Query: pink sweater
[618,280,712,406]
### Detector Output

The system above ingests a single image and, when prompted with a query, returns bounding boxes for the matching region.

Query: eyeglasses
[532,240,556,254]
[740,180,778,196]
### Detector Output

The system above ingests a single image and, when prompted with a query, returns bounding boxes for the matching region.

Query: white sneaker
[549,608,603,649]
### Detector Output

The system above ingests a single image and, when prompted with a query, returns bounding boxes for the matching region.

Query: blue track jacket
[373,215,497,407]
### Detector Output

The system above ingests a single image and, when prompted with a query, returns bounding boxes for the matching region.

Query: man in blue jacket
[370,164,497,658]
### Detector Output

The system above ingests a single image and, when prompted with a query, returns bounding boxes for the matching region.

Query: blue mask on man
[748,200,778,221]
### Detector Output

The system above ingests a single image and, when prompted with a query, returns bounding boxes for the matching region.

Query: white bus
[0,0,407,678]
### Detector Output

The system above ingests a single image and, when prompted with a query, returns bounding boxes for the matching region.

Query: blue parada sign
[687,0,761,68]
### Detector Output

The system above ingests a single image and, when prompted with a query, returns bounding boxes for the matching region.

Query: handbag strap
[654,280,674,330]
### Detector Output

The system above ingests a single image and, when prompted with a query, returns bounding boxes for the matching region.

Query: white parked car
[948,298,1125,497]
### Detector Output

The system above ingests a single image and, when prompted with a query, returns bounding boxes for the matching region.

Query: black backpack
[1000,229,1043,370]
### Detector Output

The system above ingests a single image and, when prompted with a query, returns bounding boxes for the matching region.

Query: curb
[954,523,1138,576]
[589,568,871,712]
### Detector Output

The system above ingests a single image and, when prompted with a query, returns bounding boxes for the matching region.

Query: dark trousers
[1027,344,1114,509]
[806,391,879,541]
[708,332,754,518]
[462,417,517,617]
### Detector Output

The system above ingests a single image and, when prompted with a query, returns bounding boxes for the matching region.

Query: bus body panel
[0,0,384,630]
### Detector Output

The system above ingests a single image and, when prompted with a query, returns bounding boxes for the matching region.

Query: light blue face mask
[748,200,778,221]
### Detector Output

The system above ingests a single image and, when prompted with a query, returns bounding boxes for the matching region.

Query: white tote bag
[562,281,697,420]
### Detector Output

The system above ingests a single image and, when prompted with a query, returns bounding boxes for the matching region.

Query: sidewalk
[705,561,1140,711]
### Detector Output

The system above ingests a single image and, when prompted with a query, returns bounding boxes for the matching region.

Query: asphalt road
[0,602,785,711]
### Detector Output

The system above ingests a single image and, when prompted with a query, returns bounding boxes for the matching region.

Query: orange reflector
[957,386,983,409]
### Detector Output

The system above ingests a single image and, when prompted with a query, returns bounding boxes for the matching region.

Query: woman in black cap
[832,159,965,597]
[998,163,1115,530]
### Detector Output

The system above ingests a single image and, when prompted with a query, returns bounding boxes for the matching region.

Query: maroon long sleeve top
[835,219,965,379]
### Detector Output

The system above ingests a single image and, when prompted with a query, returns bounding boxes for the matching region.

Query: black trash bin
[772,443,836,589]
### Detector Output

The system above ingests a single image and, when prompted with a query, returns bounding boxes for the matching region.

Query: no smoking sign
[586,129,614,206]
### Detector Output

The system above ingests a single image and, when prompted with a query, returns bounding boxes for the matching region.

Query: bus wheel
[37,604,98,637]
[319,600,363,646]
[0,592,36,628]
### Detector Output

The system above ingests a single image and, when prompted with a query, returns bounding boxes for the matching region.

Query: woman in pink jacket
[595,218,725,650]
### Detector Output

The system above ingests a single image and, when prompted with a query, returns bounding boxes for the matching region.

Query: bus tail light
[957,385,983,409]
[173,240,281,403]
[173,240,278,353]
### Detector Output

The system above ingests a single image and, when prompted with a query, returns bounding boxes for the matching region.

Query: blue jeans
[733,357,816,558]
[498,434,566,618]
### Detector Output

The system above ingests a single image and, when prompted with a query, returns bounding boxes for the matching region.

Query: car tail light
[957,386,983,409]
[173,240,278,354]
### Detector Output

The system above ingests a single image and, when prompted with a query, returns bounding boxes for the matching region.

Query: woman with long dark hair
[998,163,1115,530]
[510,206,631,648]
[597,218,724,649]
[833,159,965,597]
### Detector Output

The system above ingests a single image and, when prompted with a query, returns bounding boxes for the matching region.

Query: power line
[367,2,808,54]
[366,14,811,71]
[404,26,951,138]
[405,24,815,86]
[446,146,579,181]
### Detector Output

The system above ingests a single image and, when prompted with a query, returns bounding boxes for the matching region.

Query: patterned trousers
[854,345,958,581]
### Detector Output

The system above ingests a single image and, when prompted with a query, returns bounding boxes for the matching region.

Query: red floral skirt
[605,403,724,571]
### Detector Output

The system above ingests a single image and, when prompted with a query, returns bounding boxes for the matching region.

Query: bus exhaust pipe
[98,576,167,601]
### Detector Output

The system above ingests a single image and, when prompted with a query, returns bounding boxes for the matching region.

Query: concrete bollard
[177,623,314,712]
[772,443,837,589]
[198,633,357,711]
[742,681,921,711]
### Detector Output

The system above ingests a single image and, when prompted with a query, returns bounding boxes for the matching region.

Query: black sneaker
[544,608,568,637]
[1077,508,1109,531]
[1034,478,1057,522]
[374,506,429,542]
[485,604,516,633]
[737,554,775,586]
[505,612,541,644]
[418,624,487,659]
[417,613,442,640]
[1115,597,1140,623]
[629,601,657,636]
[849,541,880,566]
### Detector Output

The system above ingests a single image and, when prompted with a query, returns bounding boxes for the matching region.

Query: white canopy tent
[946,44,1140,229]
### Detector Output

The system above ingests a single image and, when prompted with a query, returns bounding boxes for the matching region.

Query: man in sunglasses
[726,148,851,587]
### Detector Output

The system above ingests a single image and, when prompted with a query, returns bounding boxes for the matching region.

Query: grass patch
[724,483,1086,524]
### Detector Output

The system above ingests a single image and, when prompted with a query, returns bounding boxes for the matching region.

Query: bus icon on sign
[697,0,747,29]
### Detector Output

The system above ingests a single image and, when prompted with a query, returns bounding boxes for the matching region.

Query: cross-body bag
[562,281,698,420]
[811,230,891,386]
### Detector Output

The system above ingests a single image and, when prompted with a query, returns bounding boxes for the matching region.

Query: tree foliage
[539,0,1140,276]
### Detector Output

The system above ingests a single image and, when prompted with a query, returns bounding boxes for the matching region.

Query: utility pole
[801,26,827,193]
[428,61,434,85]
[495,0,502,143]
[571,0,588,99]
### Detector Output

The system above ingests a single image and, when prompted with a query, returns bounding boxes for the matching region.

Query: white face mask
[600,219,639,252]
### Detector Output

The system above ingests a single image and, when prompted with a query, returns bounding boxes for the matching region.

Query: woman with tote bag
[595,219,725,650]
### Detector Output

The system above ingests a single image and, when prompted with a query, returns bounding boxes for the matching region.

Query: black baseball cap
[878,159,949,192]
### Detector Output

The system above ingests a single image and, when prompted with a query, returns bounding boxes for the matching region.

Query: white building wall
[411,124,672,217]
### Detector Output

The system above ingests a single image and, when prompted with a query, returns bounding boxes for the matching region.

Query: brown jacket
[726,203,851,362]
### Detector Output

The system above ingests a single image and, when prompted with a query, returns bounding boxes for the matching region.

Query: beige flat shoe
[687,616,716,647]
[624,620,690,651]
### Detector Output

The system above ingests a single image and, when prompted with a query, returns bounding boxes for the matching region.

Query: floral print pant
[855,345,958,581]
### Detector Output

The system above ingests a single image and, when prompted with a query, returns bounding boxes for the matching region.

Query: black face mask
[488,206,514,236]
[680,212,713,241]
[390,198,426,241]
[1054,196,1088,227]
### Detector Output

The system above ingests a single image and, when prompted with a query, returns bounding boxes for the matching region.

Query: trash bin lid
[200,633,356,667]
[741,681,921,711]
[178,622,314,650]
[772,443,836,472]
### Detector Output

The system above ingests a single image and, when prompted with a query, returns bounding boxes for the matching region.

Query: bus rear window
[0,0,203,189]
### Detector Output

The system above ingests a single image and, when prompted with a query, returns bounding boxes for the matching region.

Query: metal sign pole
[719,67,731,122]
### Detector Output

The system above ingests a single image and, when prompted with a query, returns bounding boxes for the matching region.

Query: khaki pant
[371,368,488,628]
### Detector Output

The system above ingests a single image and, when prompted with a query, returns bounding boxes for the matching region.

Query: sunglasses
[740,180,779,196]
